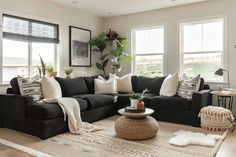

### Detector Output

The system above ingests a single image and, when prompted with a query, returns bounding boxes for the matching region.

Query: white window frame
[0,14,3,84]
[131,25,167,76]
[0,13,58,85]
[179,17,227,83]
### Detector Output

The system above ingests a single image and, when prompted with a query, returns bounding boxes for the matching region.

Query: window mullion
[0,14,3,84]
[201,24,204,51]
[183,51,222,55]
[0,40,2,84]
[54,44,57,75]
[28,42,32,78]
[135,53,163,56]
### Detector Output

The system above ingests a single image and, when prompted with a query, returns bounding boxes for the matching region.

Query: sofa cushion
[26,98,88,120]
[84,75,98,94]
[199,78,205,91]
[55,77,88,97]
[131,76,138,92]
[10,77,21,95]
[135,76,166,94]
[72,94,114,109]
[149,96,191,111]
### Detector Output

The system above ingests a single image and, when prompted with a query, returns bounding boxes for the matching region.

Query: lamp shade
[215,68,224,76]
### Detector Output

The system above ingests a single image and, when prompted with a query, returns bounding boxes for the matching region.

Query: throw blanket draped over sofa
[56,98,101,134]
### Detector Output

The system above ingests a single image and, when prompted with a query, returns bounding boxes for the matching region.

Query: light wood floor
[216,128,236,157]
[0,117,236,157]
[0,128,235,157]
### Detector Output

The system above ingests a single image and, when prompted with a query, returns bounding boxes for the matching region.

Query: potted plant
[129,94,140,108]
[46,65,57,77]
[89,33,109,76]
[39,55,46,76]
[37,66,42,78]
[64,68,73,79]
[110,39,132,74]
[130,89,149,109]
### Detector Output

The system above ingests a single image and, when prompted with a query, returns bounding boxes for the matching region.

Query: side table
[211,90,236,111]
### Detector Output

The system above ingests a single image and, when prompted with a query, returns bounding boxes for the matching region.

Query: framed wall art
[69,26,91,67]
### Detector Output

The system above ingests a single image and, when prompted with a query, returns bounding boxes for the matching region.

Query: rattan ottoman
[115,108,159,140]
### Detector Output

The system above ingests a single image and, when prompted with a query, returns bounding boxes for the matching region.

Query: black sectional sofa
[0,75,212,139]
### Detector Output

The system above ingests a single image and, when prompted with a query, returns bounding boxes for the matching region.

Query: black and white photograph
[69,26,91,67]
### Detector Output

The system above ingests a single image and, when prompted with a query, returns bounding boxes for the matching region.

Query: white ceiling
[48,0,208,17]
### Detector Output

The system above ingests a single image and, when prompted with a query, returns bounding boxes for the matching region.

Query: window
[132,26,165,77]
[180,18,224,82]
[1,14,59,84]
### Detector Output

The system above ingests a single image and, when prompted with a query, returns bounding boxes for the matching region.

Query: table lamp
[215,68,230,88]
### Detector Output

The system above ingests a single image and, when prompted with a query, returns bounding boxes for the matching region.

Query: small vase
[66,74,71,79]
[137,101,145,109]
[47,72,57,77]
[130,99,138,109]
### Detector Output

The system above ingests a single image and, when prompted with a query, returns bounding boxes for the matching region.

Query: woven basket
[199,106,235,131]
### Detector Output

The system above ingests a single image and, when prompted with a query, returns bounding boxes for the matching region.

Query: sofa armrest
[6,88,15,94]
[191,90,212,114]
[0,94,33,132]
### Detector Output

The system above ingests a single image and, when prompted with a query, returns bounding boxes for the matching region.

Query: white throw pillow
[41,76,62,99]
[109,73,132,93]
[160,72,179,97]
[94,77,117,94]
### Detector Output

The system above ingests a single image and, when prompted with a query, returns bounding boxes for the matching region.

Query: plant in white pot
[129,95,140,108]
[129,88,149,109]
[64,68,73,79]
[46,65,57,77]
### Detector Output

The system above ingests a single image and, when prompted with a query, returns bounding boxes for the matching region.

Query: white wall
[0,0,236,114]
[103,0,236,114]
[0,0,104,93]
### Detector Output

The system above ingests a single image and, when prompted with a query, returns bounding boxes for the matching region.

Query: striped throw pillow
[177,74,201,100]
[17,76,43,101]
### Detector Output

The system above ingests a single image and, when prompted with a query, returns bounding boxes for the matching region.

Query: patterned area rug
[0,116,227,157]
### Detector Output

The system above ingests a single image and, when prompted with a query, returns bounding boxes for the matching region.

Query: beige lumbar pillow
[160,72,179,97]
[110,73,132,93]
[41,76,62,99]
[94,76,117,94]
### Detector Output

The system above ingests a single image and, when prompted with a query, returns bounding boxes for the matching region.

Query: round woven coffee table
[115,108,159,140]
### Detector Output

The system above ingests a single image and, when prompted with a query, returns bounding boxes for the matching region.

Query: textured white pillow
[110,73,132,93]
[160,72,179,97]
[94,77,117,94]
[41,76,62,99]
[17,76,43,101]
[178,74,201,100]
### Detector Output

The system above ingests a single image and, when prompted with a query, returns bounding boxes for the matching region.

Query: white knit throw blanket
[47,98,101,134]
